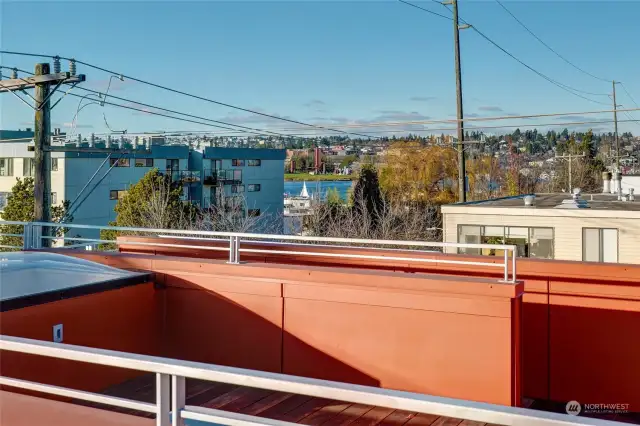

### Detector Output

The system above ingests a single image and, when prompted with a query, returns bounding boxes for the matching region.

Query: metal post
[156,373,170,426]
[228,236,235,263]
[613,80,619,172]
[22,223,32,250]
[234,235,240,263]
[512,247,517,283]
[503,249,508,282]
[171,375,186,426]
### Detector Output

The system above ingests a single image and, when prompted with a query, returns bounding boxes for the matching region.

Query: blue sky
[1,0,639,137]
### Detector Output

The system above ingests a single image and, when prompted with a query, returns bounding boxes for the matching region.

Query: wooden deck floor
[83,374,485,426]
[81,374,640,425]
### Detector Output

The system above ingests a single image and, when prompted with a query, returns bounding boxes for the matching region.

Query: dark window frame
[110,158,130,167]
[248,208,261,217]
[247,159,261,167]
[232,159,245,167]
[135,158,154,167]
[456,224,554,259]
[247,184,261,192]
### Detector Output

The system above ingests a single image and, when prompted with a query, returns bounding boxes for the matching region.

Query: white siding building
[442,192,640,264]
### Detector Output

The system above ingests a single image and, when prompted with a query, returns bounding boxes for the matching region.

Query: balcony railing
[203,169,242,186]
[0,221,518,282]
[166,170,201,184]
[0,335,616,426]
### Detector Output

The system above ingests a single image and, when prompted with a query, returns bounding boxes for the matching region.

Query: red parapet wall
[114,237,640,410]
[55,250,522,407]
[0,283,163,398]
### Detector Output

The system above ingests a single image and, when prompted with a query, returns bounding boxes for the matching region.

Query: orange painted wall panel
[282,290,521,406]
[163,285,283,373]
[549,291,640,410]
[0,283,163,394]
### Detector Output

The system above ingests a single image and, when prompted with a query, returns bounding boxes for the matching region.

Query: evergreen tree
[0,177,71,250]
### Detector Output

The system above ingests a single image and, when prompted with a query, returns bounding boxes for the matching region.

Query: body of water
[284,180,353,200]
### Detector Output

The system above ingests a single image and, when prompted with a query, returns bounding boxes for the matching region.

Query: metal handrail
[0,335,619,426]
[0,221,519,283]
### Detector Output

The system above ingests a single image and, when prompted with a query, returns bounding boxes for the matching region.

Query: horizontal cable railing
[0,335,620,426]
[0,221,518,283]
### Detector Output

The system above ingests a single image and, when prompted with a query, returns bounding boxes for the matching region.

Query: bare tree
[305,188,441,245]
[195,190,283,234]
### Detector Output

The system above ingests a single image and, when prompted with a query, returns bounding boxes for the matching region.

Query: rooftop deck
[2,221,640,425]
[89,374,463,425]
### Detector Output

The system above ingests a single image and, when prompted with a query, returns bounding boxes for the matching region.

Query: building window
[583,228,618,263]
[23,158,35,177]
[166,159,179,172]
[248,209,260,217]
[109,190,128,200]
[110,158,130,167]
[0,192,9,209]
[231,185,245,194]
[232,159,245,167]
[457,225,554,259]
[233,170,242,181]
[0,158,13,176]
[247,159,261,167]
[51,158,58,172]
[247,184,261,192]
[51,192,57,204]
[135,158,153,167]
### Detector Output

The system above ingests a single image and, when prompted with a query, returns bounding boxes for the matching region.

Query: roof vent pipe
[602,171,612,193]
[612,172,622,194]
[523,195,535,207]
[629,188,635,202]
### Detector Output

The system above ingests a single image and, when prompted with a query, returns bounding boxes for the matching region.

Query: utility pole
[34,63,52,228]
[612,80,620,172]
[555,153,586,194]
[449,0,469,202]
[0,59,85,246]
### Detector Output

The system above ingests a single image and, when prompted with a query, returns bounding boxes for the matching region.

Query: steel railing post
[227,236,235,263]
[32,225,43,250]
[234,235,240,263]
[503,250,508,282]
[156,373,170,426]
[22,223,32,250]
[512,247,517,283]
[171,375,186,426]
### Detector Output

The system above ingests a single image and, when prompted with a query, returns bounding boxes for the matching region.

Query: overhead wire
[6,65,302,139]
[0,50,378,139]
[493,0,611,83]
[398,0,611,105]
[618,83,640,127]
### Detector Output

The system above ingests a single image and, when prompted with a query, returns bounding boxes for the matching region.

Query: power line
[75,86,296,138]
[116,118,636,137]
[397,0,611,105]
[269,107,640,130]
[4,65,302,139]
[397,0,452,21]
[618,83,640,127]
[0,50,378,139]
[494,0,611,83]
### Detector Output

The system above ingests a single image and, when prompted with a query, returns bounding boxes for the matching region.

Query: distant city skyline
[1,1,639,137]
